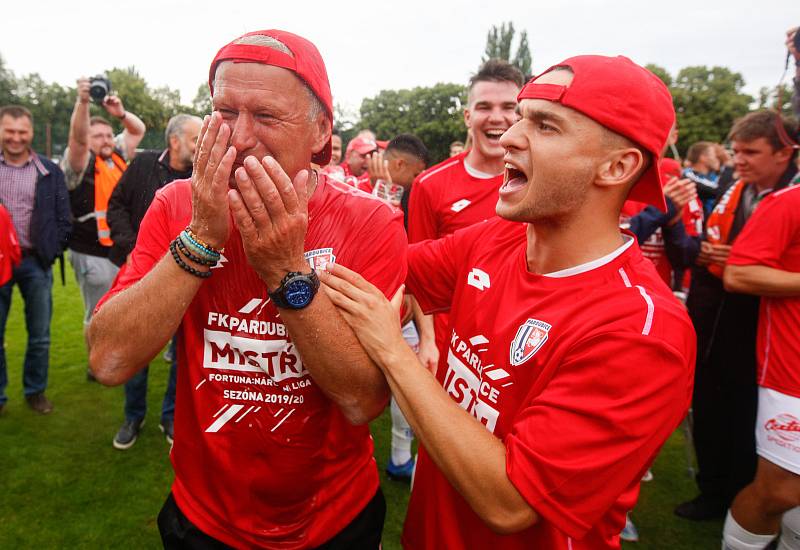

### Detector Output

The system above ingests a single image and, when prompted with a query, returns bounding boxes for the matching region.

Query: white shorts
[756,387,800,475]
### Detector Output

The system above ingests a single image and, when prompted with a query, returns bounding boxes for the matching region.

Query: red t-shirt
[100,175,406,548]
[404,218,695,549]
[407,151,504,351]
[727,184,800,398]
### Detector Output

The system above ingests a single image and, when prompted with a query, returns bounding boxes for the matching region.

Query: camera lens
[89,76,109,104]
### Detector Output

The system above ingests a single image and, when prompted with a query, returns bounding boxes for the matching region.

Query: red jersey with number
[99,175,406,549]
[407,151,503,351]
[728,184,800,398]
[404,218,695,549]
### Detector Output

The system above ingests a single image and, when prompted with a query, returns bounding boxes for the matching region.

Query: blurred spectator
[789,26,800,120]
[367,133,429,482]
[341,135,378,191]
[684,141,721,214]
[106,113,201,450]
[0,105,71,414]
[721,180,800,550]
[677,110,799,521]
[449,140,464,157]
[407,58,523,371]
[62,77,145,381]
[329,130,342,166]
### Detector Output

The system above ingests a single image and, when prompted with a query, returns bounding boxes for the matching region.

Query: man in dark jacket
[676,110,799,520]
[106,113,200,449]
[0,105,71,414]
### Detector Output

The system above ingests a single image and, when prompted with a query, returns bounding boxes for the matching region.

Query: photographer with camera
[62,75,145,380]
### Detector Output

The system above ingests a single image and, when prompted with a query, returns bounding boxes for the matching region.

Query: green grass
[0,266,721,548]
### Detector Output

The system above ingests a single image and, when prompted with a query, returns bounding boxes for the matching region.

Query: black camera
[89,75,112,104]
[795,27,800,51]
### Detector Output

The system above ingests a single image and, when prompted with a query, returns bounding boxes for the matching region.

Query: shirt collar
[0,150,48,175]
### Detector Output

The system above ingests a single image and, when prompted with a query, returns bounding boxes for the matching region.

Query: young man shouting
[320,55,696,549]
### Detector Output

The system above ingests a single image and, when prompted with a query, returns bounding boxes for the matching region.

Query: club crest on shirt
[305,248,336,270]
[509,319,552,366]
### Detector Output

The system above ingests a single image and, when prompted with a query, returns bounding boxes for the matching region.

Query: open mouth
[484,129,506,144]
[501,164,528,193]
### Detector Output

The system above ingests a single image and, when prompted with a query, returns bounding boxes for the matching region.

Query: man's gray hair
[214,34,326,122]
[165,114,202,145]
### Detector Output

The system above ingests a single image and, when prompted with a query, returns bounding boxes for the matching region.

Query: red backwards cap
[518,55,675,211]
[208,30,334,166]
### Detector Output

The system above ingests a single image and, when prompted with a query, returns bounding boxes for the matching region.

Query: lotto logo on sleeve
[510,319,551,366]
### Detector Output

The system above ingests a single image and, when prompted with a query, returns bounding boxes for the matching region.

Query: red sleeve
[728,193,794,269]
[96,188,175,310]
[407,176,439,243]
[506,331,692,539]
[345,207,407,300]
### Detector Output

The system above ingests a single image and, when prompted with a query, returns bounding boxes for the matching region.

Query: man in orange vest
[62,77,145,380]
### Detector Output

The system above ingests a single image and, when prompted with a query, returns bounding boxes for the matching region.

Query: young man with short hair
[321,55,695,549]
[407,58,524,372]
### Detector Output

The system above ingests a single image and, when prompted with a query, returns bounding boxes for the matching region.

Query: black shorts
[157,488,386,549]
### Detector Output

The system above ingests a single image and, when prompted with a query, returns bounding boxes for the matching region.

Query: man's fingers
[240,156,287,226]
[293,169,310,216]
[390,285,405,314]
[196,114,223,181]
[228,189,259,238]
[194,115,211,167]
[234,165,271,228]
[321,282,360,317]
[323,263,373,293]
[262,156,300,214]
[317,267,373,304]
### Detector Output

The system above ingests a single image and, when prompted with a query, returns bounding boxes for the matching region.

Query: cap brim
[627,162,667,212]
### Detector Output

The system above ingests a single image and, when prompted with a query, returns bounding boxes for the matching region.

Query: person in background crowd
[88,30,406,549]
[320,55,695,550]
[407,58,524,374]
[789,27,800,120]
[330,130,342,166]
[0,105,70,415]
[62,77,145,381]
[721,179,800,550]
[106,113,201,450]
[449,140,464,157]
[340,135,378,191]
[366,133,430,481]
[677,110,799,521]
[683,141,721,214]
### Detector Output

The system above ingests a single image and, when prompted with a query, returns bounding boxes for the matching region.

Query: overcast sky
[3,0,797,120]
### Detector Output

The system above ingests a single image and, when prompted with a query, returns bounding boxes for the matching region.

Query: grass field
[0,265,723,549]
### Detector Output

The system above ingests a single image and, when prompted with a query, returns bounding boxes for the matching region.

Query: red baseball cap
[517,55,675,211]
[208,30,334,165]
[346,136,379,156]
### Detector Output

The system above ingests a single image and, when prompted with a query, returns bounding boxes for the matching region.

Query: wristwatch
[268,269,320,310]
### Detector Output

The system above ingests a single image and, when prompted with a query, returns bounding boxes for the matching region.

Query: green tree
[359,83,467,163]
[482,22,532,77]
[0,54,15,107]
[757,84,794,118]
[192,82,212,116]
[648,65,752,154]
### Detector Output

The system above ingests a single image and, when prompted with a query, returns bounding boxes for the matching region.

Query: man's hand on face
[103,95,126,119]
[76,77,91,105]
[367,151,392,185]
[189,113,236,250]
[663,177,697,225]
[228,155,311,289]
[787,27,799,63]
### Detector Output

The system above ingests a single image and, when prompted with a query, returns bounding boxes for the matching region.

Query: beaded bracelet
[175,235,217,267]
[181,230,221,263]
[169,239,212,279]
[184,227,224,254]
[179,231,218,262]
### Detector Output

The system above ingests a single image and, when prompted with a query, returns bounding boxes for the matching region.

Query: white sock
[779,507,800,550]
[723,510,778,550]
[390,397,413,465]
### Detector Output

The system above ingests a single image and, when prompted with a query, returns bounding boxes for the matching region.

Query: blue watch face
[284,279,314,308]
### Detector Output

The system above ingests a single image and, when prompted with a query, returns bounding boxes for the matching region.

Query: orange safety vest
[93,152,126,246]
